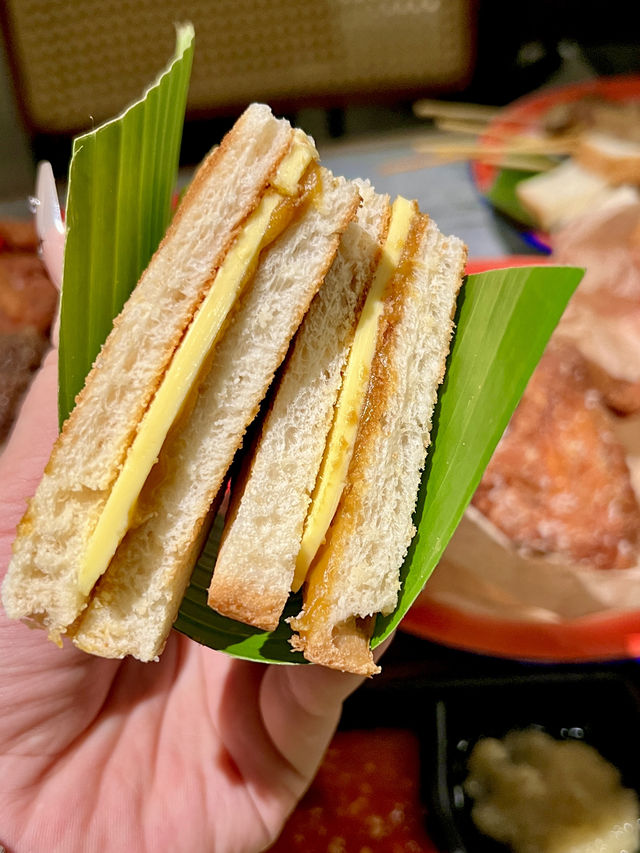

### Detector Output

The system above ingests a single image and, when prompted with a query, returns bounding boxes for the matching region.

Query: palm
[0,353,362,853]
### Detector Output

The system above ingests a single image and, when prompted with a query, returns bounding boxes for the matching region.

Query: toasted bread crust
[207,575,285,632]
[290,614,379,676]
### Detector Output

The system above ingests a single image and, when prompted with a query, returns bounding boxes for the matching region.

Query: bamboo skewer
[393,97,578,176]
[412,98,501,122]
[412,135,576,158]
[378,150,557,176]
[432,117,501,136]
[413,99,545,132]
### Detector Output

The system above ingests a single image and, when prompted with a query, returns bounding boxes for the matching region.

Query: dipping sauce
[268,728,439,852]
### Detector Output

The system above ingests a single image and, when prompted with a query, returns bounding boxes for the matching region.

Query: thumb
[259,636,392,786]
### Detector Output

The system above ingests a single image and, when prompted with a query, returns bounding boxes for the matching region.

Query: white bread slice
[516,159,639,232]
[576,131,640,185]
[70,168,360,661]
[1,104,303,638]
[208,182,391,631]
[290,214,466,675]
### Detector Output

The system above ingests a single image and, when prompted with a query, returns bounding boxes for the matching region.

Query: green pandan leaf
[58,23,194,425]
[174,264,583,663]
[372,264,583,643]
[176,515,306,664]
[486,168,540,229]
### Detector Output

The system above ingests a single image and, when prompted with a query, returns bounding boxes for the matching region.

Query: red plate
[471,74,640,252]
[402,598,640,663]
[402,256,640,662]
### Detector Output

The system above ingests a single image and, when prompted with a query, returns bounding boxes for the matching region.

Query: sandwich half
[2,103,360,659]
[208,189,467,675]
[207,181,390,630]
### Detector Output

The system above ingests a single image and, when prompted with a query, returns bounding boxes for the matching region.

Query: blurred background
[1,0,638,202]
[2,4,640,851]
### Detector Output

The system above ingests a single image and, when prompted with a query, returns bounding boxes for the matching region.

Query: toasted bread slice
[208,182,391,631]
[290,214,466,675]
[2,104,343,643]
[70,167,359,660]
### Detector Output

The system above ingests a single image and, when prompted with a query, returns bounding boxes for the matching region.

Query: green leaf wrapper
[58,23,194,426]
[372,264,583,643]
[174,265,583,663]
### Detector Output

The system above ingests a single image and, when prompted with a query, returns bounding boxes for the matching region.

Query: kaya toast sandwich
[208,183,467,675]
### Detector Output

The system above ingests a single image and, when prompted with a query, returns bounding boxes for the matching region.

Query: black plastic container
[340,641,640,852]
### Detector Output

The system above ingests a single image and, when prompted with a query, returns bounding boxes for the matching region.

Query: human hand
[0,346,367,853]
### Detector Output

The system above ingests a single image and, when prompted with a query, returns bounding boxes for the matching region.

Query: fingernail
[34,161,64,242]
[33,161,65,290]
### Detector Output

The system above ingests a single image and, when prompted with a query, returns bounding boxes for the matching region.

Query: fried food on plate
[473,340,640,569]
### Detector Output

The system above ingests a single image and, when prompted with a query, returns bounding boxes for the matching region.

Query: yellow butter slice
[77,138,315,596]
[272,129,316,195]
[292,195,416,591]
